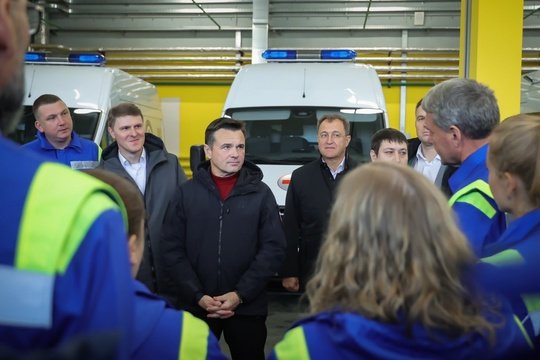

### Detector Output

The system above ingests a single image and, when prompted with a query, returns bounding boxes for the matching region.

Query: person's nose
[57,115,66,126]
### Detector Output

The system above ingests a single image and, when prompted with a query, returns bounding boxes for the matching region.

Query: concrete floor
[218,292,309,359]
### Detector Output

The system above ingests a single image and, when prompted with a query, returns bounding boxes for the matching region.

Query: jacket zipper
[217,202,224,291]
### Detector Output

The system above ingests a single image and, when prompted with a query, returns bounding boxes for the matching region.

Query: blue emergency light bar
[68,53,105,64]
[25,52,46,62]
[262,49,356,62]
[262,50,298,60]
[25,52,106,65]
[320,49,356,60]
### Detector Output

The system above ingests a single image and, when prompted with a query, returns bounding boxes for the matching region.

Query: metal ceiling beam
[363,0,373,29]
[191,0,221,29]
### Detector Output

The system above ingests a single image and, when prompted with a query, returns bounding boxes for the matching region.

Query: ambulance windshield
[7,106,101,145]
[228,107,385,165]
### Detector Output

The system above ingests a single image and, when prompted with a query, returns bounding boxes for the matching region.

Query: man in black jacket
[281,114,356,292]
[162,117,286,360]
[100,103,187,302]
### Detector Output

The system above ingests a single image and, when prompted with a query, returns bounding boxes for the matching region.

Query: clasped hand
[198,292,241,319]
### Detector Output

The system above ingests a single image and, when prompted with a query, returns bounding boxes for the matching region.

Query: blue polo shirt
[448,144,506,255]
[22,131,100,169]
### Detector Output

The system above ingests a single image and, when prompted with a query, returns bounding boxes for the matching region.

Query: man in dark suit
[408,98,455,197]
[281,114,356,292]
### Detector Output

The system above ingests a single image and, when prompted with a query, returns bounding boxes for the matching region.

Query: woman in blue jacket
[480,114,540,345]
[270,162,530,359]
[86,169,226,360]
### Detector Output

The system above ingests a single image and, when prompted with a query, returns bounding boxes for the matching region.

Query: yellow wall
[382,85,433,137]
[459,0,523,119]
[159,83,436,175]
[156,84,229,176]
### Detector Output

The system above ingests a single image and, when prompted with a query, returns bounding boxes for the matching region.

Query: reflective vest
[0,162,126,327]
[448,179,497,219]
[482,249,539,348]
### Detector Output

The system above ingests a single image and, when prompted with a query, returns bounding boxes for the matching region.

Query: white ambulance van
[222,49,388,209]
[521,70,540,114]
[8,52,163,149]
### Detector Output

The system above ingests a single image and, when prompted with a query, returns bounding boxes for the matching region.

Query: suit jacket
[281,156,356,287]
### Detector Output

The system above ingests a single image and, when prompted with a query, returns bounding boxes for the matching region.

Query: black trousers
[197,314,267,360]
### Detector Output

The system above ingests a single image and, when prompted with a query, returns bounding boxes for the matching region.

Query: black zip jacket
[281,156,356,287]
[161,160,286,316]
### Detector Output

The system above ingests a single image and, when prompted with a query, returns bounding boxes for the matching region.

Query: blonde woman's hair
[488,114,540,208]
[306,162,496,340]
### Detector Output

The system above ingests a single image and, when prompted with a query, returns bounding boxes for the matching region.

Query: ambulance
[521,70,540,114]
[8,52,163,149]
[222,49,388,210]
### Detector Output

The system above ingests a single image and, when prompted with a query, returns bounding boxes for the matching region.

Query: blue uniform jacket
[269,309,531,360]
[0,138,134,359]
[481,209,540,343]
[22,131,99,168]
[132,280,226,360]
[448,144,506,254]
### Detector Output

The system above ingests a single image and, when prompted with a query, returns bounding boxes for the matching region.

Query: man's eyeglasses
[318,132,344,140]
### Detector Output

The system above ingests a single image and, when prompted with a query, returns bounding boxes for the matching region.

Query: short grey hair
[317,113,350,135]
[422,78,500,140]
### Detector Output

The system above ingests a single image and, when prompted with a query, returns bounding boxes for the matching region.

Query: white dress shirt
[323,157,346,179]
[413,145,442,184]
[118,148,147,194]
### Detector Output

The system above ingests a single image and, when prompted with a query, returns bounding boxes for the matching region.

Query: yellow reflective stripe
[523,295,540,316]
[58,193,119,273]
[449,179,496,218]
[98,145,102,160]
[449,179,493,205]
[481,249,524,266]
[16,163,125,274]
[455,192,497,218]
[513,315,535,349]
[274,327,310,360]
[179,312,209,360]
[482,250,537,346]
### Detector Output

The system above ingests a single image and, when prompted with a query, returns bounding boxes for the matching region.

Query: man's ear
[107,126,115,140]
[127,234,138,267]
[345,134,352,147]
[448,125,462,147]
[369,149,377,162]
[35,120,44,133]
[204,144,212,159]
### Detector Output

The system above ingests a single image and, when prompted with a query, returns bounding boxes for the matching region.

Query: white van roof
[224,62,386,111]
[23,64,163,143]
[24,64,160,112]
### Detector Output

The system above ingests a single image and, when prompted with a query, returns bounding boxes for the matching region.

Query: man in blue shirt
[23,94,99,169]
[422,78,506,255]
